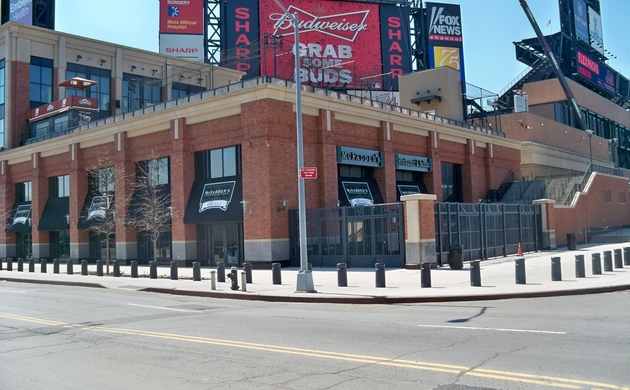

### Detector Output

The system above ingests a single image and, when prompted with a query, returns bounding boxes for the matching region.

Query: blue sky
[55,0,629,96]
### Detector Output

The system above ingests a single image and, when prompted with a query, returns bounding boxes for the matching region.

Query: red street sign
[300,167,317,179]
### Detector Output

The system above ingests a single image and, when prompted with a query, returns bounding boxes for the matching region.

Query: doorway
[197,223,242,266]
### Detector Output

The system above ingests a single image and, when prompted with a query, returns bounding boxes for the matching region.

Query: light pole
[273,0,315,293]
[585,129,593,166]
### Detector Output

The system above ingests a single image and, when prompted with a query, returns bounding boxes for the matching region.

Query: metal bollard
[131,261,138,278]
[210,270,216,290]
[470,260,481,286]
[575,254,585,278]
[624,247,630,266]
[96,260,103,276]
[150,261,157,279]
[241,272,247,292]
[243,262,252,284]
[592,253,602,274]
[193,262,201,281]
[272,263,282,285]
[28,258,35,272]
[227,267,239,290]
[67,259,74,275]
[170,261,178,280]
[217,262,225,283]
[421,262,432,288]
[515,258,526,284]
[375,263,386,288]
[40,258,47,273]
[81,260,88,276]
[53,259,59,274]
[17,258,24,272]
[7,258,13,271]
[337,263,348,287]
[603,251,613,271]
[113,260,120,277]
[614,249,623,269]
[0,258,3,271]
[551,256,562,281]
[308,263,313,271]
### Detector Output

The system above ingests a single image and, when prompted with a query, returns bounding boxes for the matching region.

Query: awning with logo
[77,193,115,229]
[5,202,32,233]
[184,177,243,224]
[38,197,70,231]
[338,177,384,207]
[396,181,428,201]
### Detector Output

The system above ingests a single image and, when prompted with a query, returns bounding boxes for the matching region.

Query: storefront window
[172,82,205,100]
[30,57,54,109]
[441,162,462,203]
[122,74,162,113]
[198,146,240,179]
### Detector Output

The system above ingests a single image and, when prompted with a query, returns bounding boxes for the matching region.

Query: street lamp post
[273,0,316,293]
[585,129,593,166]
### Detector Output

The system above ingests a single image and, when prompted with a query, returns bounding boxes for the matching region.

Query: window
[138,158,170,185]
[339,164,373,178]
[619,191,626,204]
[196,146,240,179]
[172,82,205,100]
[66,64,111,118]
[49,175,70,198]
[0,59,4,149]
[16,182,32,202]
[30,57,54,109]
[441,162,463,202]
[396,170,422,182]
[603,189,611,203]
[90,167,115,193]
[122,74,162,113]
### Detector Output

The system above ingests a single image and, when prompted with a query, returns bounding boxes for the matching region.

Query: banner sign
[577,50,615,94]
[160,0,204,35]
[397,185,421,196]
[379,4,412,91]
[573,0,589,43]
[588,6,604,54]
[395,154,432,172]
[425,2,466,87]
[337,146,384,167]
[160,34,205,61]
[224,0,260,79]
[27,97,99,123]
[10,0,32,25]
[342,181,374,206]
[199,181,236,212]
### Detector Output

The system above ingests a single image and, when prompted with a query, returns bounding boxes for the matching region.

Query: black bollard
[592,253,602,275]
[0,258,3,271]
[131,261,138,278]
[150,261,157,279]
[603,251,613,271]
[96,260,103,276]
[7,258,13,271]
[421,262,432,288]
[575,254,585,278]
[40,258,47,273]
[227,267,239,290]
[272,263,282,285]
[551,256,562,281]
[217,262,225,282]
[81,260,88,276]
[470,260,481,286]
[67,259,74,275]
[375,263,386,288]
[113,260,120,277]
[614,249,623,269]
[53,259,59,274]
[624,247,630,266]
[243,262,252,284]
[337,263,348,287]
[515,258,526,284]
[170,261,178,280]
[193,262,201,281]
[28,258,35,272]
[308,263,313,271]
[17,258,24,272]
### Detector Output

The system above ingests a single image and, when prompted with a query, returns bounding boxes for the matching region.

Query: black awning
[38,197,70,231]
[125,184,171,225]
[77,193,115,229]
[184,177,243,224]
[5,202,32,233]
[396,180,428,202]
[338,177,384,207]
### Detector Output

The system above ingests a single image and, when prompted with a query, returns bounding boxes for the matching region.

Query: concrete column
[115,132,137,260]
[69,143,89,259]
[31,153,49,258]
[0,163,16,257]
[533,199,557,250]
[401,193,437,268]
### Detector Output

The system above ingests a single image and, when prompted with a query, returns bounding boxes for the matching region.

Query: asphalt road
[1,282,628,390]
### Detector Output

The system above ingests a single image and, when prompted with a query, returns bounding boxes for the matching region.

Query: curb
[1,277,107,289]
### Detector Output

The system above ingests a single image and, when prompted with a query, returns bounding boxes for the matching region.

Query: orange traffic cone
[517,242,523,256]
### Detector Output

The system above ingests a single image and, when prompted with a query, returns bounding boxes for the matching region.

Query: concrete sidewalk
[2,242,629,304]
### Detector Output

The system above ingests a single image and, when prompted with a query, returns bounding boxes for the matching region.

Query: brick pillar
[31,153,49,258]
[115,132,137,260]
[170,118,196,263]
[0,161,16,257]
[402,193,437,268]
[69,143,89,260]
[426,131,441,200]
[375,121,397,204]
[318,109,339,208]
[533,199,557,250]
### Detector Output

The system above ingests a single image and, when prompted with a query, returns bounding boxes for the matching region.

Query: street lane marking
[0,312,624,389]
[417,324,567,334]
[126,303,203,313]
[0,289,27,293]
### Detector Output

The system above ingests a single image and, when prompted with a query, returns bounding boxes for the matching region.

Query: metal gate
[435,202,543,265]
[289,203,405,268]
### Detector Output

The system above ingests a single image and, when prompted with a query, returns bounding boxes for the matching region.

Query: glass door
[211,223,242,266]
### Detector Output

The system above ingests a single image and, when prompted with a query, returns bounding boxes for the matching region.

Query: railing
[23,76,505,145]
[482,170,514,203]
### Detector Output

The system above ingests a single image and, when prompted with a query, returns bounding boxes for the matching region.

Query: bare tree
[127,156,172,263]
[83,154,131,275]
